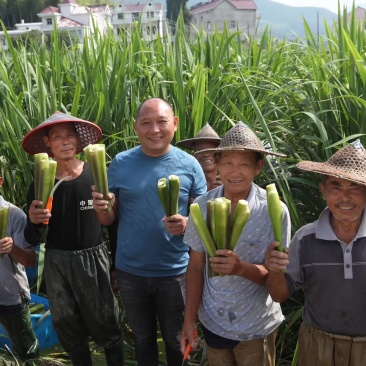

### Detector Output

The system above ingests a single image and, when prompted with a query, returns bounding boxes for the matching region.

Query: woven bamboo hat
[22,111,102,156]
[297,139,366,186]
[176,123,221,150]
[196,121,285,157]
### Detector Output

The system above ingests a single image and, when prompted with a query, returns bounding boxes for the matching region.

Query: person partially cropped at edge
[92,98,207,366]
[180,122,291,366]
[176,123,221,191]
[0,171,39,364]
[265,140,366,365]
[22,112,123,366]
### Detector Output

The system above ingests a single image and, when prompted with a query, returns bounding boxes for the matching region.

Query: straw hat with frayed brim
[176,123,221,150]
[22,111,102,156]
[195,121,286,158]
[297,139,366,186]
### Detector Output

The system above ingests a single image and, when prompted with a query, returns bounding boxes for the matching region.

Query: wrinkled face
[217,151,263,198]
[134,99,178,157]
[320,177,366,223]
[194,141,218,174]
[44,123,78,161]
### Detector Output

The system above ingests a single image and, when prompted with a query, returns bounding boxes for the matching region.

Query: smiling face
[217,151,264,199]
[134,98,178,157]
[44,123,78,161]
[194,141,218,174]
[320,176,366,223]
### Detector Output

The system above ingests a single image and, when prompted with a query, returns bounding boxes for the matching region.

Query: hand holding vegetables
[190,198,250,277]
[84,144,112,212]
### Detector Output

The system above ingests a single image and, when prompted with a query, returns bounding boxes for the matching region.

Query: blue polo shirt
[108,145,206,277]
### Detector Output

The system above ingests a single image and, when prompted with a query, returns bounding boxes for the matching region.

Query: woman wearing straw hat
[176,123,222,191]
[22,112,124,366]
[265,140,366,365]
[180,122,291,366]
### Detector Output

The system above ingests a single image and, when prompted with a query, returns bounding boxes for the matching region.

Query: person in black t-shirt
[22,112,123,366]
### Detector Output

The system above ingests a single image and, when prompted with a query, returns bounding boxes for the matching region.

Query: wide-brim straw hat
[176,123,221,150]
[297,139,366,186]
[195,121,285,157]
[22,111,102,156]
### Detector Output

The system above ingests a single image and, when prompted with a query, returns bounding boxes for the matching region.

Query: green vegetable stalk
[34,153,57,209]
[84,144,111,211]
[0,206,9,258]
[266,183,283,252]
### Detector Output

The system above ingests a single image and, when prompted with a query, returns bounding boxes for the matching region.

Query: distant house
[0,0,164,50]
[190,0,257,42]
[112,0,163,40]
[348,6,366,23]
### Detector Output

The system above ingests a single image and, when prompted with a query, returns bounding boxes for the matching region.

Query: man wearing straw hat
[180,122,291,366]
[265,139,366,365]
[176,123,222,191]
[22,112,124,366]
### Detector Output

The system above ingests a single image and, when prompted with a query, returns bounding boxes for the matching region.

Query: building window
[230,20,236,28]
[118,13,123,20]
[207,21,211,30]
[132,12,139,21]
[47,18,52,25]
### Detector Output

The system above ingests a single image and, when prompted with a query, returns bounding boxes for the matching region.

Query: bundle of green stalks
[0,206,9,258]
[190,198,250,275]
[84,144,112,211]
[34,153,57,209]
[157,175,180,216]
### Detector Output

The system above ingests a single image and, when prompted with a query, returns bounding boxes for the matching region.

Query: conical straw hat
[196,121,285,157]
[176,123,221,150]
[22,111,102,156]
[297,139,366,186]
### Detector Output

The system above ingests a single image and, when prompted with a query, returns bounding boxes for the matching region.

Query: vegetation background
[1,2,366,365]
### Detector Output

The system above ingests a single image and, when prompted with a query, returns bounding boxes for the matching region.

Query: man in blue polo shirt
[93,98,207,366]
[265,139,366,365]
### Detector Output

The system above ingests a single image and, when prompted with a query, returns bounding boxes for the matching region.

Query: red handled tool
[182,329,198,365]
[43,176,71,224]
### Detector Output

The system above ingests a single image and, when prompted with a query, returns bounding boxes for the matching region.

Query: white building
[0,0,164,50]
[111,1,163,41]
[190,0,257,42]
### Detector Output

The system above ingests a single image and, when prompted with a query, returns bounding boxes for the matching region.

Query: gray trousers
[44,243,122,352]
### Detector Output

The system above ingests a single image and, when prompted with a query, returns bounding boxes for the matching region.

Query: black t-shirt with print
[25,162,104,250]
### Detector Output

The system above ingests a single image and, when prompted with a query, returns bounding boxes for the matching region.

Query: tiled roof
[38,6,60,15]
[190,0,256,14]
[58,17,85,28]
[87,5,110,13]
[124,3,163,11]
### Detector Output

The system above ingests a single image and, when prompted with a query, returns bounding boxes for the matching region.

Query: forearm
[236,261,268,285]
[24,219,44,246]
[183,254,205,324]
[266,271,290,302]
[10,245,36,267]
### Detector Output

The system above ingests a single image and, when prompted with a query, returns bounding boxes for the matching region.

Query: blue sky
[272,0,364,14]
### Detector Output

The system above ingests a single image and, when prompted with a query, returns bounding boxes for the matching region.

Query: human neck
[55,158,83,179]
[330,214,361,245]
[205,171,218,191]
